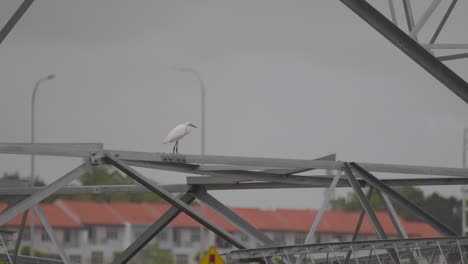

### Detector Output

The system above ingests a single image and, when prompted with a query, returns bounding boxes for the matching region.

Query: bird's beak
[190,124,197,128]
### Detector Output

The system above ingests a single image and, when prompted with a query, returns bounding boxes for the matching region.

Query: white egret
[163,122,197,153]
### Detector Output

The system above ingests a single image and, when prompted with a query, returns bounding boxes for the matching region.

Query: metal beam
[296,170,342,264]
[126,156,468,177]
[339,0,468,104]
[422,44,468,50]
[409,0,441,38]
[114,191,196,264]
[387,0,397,26]
[192,187,274,246]
[0,144,467,177]
[0,162,91,225]
[0,184,188,196]
[262,154,336,174]
[12,210,28,264]
[119,151,342,171]
[0,0,35,46]
[344,187,374,264]
[104,154,247,249]
[199,154,336,173]
[303,170,342,244]
[0,176,468,198]
[344,163,400,264]
[0,143,102,158]
[430,0,458,44]
[344,164,389,239]
[375,190,408,238]
[350,162,458,236]
[127,160,344,186]
[437,53,468,61]
[402,0,415,31]
[0,233,12,264]
[226,237,468,261]
[191,176,468,188]
[33,206,70,264]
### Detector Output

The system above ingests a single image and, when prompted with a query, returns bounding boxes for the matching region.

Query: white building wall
[5,224,395,264]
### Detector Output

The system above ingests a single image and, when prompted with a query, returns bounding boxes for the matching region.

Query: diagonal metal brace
[339,0,468,104]
[113,191,197,264]
[34,206,71,264]
[344,163,400,264]
[350,162,458,236]
[0,162,91,225]
[104,153,247,249]
[0,0,35,46]
[191,187,274,246]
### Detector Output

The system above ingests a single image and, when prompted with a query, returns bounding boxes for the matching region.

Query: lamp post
[30,74,55,255]
[175,67,206,255]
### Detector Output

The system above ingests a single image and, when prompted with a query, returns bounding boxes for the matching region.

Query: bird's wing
[163,124,188,143]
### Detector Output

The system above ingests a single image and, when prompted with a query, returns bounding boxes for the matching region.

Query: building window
[64,229,71,243]
[87,226,95,243]
[70,255,81,264]
[106,227,118,240]
[91,251,103,264]
[173,229,181,246]
[41,230,50,241]
[294,232,307,244]
[190,229,200,242]
[22,230,30,241]
[175,254,188,264]
[273,232,285,243]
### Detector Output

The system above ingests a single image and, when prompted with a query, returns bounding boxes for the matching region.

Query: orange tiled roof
[56,200,123,225]
[0,200,442,238]
[0,203,81,228]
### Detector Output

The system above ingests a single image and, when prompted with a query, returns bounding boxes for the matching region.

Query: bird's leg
[175,140,179,154]
[172,142,176,154]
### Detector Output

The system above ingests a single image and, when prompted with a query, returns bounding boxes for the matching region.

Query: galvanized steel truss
[0,144,467,264]
[0,1,466,263]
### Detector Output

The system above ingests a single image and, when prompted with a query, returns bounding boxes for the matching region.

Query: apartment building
[0,200,440,264]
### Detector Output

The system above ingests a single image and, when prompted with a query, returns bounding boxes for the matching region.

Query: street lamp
[30,74,55,255]
[175,67,207,255]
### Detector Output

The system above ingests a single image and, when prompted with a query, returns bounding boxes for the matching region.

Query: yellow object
[199,246,225,264]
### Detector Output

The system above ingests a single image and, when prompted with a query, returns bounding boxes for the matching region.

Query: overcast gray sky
[0,0,467,209]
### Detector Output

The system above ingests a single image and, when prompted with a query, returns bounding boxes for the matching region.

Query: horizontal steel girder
[0,144,467,177]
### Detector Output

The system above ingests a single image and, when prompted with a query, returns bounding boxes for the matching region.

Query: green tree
[130,242,174,264]
[0,172,45,204]
[20,245,30,256]
[331,186,461,234]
